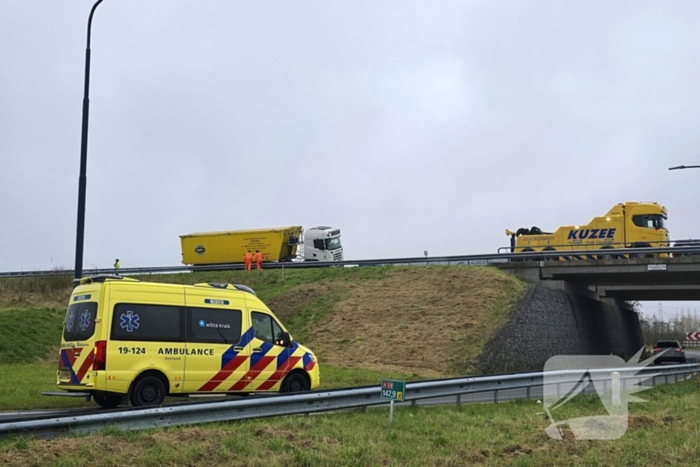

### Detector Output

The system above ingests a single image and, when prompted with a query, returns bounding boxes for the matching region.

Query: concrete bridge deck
[496,256,700,301]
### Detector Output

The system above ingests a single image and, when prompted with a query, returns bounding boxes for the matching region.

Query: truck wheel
[542,248,558,261]
[130,375,166,407]
[521,248,537,262]
[94,395,121,409]
[631,245,651,259]
[598,247,615,260]
[282,372,309,393]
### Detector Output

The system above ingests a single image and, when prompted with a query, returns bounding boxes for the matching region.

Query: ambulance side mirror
[277,331,292,347]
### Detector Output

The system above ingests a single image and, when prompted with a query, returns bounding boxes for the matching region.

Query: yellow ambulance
[56,275,319,408]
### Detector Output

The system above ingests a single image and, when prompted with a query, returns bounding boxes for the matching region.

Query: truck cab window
[313,239,325,250]
[325,237,342,250]
[633,215,666,229]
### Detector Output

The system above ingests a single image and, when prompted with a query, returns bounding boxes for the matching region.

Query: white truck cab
[302,226,343,262]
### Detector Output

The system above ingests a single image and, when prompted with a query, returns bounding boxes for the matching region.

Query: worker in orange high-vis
[255,250,264,270]
[244,250,253,270]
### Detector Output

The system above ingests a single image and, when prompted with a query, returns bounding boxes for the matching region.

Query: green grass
[277,284,351,343]
[3,377,700,466]
[0,307,64,364]
[0,363,89,411]
[141,267,391,303]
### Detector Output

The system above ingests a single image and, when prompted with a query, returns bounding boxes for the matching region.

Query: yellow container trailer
[181,227,303,265]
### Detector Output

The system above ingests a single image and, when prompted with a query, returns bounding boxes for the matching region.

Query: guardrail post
[612,372,621,408]
[665,375,669,385]
[526,386,531,400]
[556,383,560,399]
[603,379,607,393]
[456,394,462,408]
[494,390,498,403]
[674,373,678,383]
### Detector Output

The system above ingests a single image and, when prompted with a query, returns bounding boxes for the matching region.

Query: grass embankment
[0,267,525,410]
[3,377,700,466]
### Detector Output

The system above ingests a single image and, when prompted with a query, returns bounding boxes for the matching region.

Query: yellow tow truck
[506,202,669,260]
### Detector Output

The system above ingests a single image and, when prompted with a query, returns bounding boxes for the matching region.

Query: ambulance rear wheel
[94,395,121,409]
[282,372,309,393]
[130,375,166,407]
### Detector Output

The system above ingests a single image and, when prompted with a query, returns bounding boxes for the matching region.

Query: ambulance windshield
[63,303,98,341]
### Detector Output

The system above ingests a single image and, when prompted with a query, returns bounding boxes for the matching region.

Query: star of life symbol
[542,348,665,440]
[120,310,140,332]
[79,310,91,331]
[66,311,76,332]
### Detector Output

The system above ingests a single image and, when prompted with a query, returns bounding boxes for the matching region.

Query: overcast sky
[1,1,699,314]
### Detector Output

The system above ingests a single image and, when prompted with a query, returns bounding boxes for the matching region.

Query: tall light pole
[669,165,700,170]
[74,0,105,281]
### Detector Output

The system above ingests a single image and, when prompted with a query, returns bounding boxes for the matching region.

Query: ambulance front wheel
[94,394,121,409]
[282,372,310,393]
[130,374,166,407]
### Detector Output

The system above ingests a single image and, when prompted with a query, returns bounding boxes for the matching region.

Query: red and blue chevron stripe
[59,348,94,385]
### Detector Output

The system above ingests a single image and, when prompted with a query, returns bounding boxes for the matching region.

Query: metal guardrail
[3,245,700,279]
[1,363,697,439]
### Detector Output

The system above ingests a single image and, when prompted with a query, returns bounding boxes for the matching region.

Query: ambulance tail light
[93,341,107,371]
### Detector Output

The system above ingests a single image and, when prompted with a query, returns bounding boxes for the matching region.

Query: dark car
[653,340,687,363]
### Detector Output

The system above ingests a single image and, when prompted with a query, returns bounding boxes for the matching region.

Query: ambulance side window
[111,303,185,342]
[187,308,242,344]
[251,312,284,344]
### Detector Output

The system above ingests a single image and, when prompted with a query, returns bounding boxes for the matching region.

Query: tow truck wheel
[598,247,615,260]
[94,394,121,409]
[521,248,537,262]
[631,245,651,259]
[130,375,166,407]
[542,248,558,261]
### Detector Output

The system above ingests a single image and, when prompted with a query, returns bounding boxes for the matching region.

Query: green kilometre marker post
[381,379,406,423]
